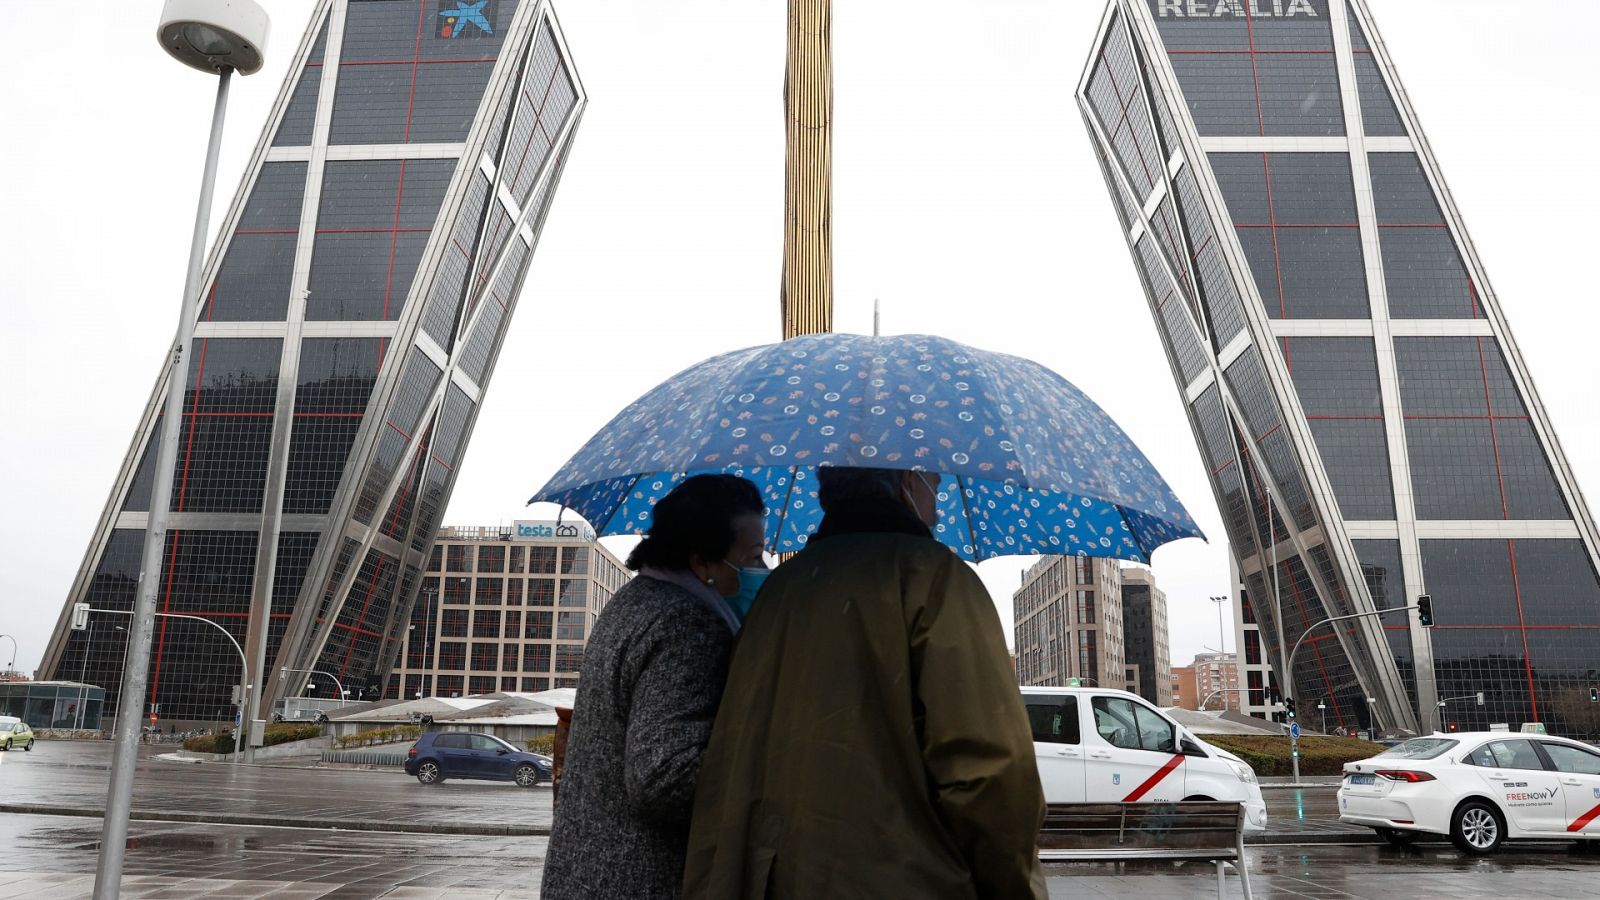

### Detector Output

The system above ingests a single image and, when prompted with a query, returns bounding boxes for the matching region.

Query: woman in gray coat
[541,474,768,899]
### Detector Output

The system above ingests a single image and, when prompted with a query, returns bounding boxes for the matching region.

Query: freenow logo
[1159,0,1320,17]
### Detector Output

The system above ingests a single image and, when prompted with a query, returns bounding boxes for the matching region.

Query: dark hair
[816,466,905,511]
[624,474,765,571]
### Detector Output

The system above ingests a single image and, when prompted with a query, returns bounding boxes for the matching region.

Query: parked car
[0,716,36,751]
[1021,686,1267,830]
[404,731,551,787]
[1338,733,1600,854]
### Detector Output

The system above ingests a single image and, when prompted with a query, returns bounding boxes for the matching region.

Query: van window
[1092,696,1176,753]
[1025,695,1080,745]
[433,733,469,749]
[1542,742,1600,776]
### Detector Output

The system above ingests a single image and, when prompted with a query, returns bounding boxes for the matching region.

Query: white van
[1021,686,1267,830]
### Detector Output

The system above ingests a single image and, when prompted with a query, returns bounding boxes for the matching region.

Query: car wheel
[23,740,32,751]
[1376,827,1418,847]
[1450,800,1504,855]
[416,761,443,785]
[515,764,539,788]
[2,740,10,751]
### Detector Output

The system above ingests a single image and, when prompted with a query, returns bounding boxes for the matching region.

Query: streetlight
[0,634,16,675]
[1208,595,1229,654]
[94,4,268,899]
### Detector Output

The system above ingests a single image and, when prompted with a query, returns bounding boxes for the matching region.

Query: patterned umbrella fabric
[530,333,1203,562]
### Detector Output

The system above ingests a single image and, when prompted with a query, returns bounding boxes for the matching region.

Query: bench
[1038,801,1253,899]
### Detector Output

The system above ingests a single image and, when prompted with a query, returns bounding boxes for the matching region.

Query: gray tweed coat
[540,573,735,900]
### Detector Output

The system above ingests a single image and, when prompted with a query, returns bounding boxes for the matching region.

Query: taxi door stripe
[1567,802,1600,833]
[1122,753,1186,802]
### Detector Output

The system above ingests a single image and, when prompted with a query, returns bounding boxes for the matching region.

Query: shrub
[1202,734,1385,777]
[181,723,320,756]
[333,724,421,750]
[524,734,555,755]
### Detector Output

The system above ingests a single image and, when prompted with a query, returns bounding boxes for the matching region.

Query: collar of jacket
[637,565,740,634]
[812,497,934,544]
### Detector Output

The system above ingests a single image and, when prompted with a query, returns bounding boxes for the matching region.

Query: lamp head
[158,0,270,75]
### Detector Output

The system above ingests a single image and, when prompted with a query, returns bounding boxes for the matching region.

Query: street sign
[71,602,90,630]
[1290,722,1301,740]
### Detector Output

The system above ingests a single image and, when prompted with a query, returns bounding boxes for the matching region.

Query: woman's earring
[706,577,716,586]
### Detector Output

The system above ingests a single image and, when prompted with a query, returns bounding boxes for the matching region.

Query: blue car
[404,731,551,788]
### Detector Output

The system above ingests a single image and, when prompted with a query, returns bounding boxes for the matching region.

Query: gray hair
[816,466,907,511]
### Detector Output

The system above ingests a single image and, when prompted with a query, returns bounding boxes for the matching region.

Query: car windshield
[0,723,14,733]
[1376,737,1457,760]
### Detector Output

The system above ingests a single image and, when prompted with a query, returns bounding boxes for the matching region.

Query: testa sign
[1159,0,1320,17]
[513,520,594,542]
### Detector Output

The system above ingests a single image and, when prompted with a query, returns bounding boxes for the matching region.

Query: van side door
[1024,693,1085,803]
[1086,695,1186,803]
[1539,741,1600,836]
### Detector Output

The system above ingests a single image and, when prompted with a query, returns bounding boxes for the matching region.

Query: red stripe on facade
[1122,754,1186,802]
[1242,12,1265,136]
[382,159,409,321]
[402,0,426,143]
[1506,541,1540,722]
[338,57,496,67]
[1568,803,1600,833]
[1476,335,1510,519]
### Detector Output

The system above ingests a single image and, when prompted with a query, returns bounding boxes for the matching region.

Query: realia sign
[513,520,595,542]
[1159,0,1319,17]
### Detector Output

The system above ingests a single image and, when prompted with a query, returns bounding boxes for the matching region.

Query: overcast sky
[1,1,1595,679]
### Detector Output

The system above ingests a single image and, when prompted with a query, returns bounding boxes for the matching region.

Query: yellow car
[0,716,35,751]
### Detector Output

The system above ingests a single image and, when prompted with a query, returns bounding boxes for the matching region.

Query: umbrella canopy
[530,333,1203,562]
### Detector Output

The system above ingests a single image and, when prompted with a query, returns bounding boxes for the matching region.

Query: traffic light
[1284,697,1297,719]
[1417,594,1434,627]
[1590,687,1598,703]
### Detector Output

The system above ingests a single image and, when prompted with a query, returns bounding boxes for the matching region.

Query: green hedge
[524,734,555,755]
[182,723,321,755]
[1202,734,1384,777]
[333,724,421,750]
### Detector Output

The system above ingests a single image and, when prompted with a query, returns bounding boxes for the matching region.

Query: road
[3,741,1597,898]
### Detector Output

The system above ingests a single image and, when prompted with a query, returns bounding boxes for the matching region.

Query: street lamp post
[1208,595,1228,654]
[0,634,16,676]
[1282,604,1419,784]
[93,5,268,898]
[281,667,350,708]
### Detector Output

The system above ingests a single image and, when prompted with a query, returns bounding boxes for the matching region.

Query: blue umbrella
[530,333,1203,562]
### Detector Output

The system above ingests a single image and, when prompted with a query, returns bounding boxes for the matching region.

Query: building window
[1244,630,1262,666]
[471,610,500,639]
[524,643,550,672]
[1073,556,1091,585]
[502,643,519,671]
[528,546,556,574]
[440,609,468,638]
[504,610,521,633]
[477,545,505,573]
[506,579,523,605]
[468,675,496,695]
[475,577,502,605]
[1077,631,1098,684]
[437,675,463,697]
[508,546,524,574]
[521,677,549,692]
[558,578,587,607]
[554,645,584,673]
[561,547,589,575]
[471,642,498,672]
[557,611,586,641]
[444,576,471,604]
[528,579,555,607]
[524,611,552,640]
[447,545,471,572]
[427,545,442,572]
[438,641,466,671]
[500,677,518,692]
[1076,590,1095,625]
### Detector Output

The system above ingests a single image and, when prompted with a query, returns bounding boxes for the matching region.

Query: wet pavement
[3,741,1596,897]
[1,813,1597,898]
[0,740,551,834]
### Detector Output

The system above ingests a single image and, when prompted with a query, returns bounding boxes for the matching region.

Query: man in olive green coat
[683,467,1047,899]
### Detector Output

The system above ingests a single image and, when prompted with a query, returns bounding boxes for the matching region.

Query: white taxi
[1339,732,1600,854]
[1021,687,1268,830]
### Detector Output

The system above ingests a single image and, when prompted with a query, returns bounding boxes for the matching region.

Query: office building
[1120,566,1172,705]
[1014,555,1126,688]
[383,523,628,699]
[1080,0,1600,736]
[39,0,586,728]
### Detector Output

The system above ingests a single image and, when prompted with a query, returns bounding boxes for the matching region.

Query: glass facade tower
[39,0,585,726]
[1080,0,1600,736]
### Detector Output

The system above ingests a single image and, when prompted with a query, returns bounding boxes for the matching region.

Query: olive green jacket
[682,521,1047,899]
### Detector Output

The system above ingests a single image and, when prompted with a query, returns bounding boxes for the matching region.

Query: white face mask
[902,471,940,526]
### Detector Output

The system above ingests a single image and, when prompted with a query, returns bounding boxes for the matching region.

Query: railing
[320,748,407,767]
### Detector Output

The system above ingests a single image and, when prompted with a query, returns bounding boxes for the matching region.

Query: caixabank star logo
[437,0,494,38]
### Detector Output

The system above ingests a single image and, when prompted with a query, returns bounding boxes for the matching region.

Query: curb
[0,803,551,837]
[1258,782,1341,790]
